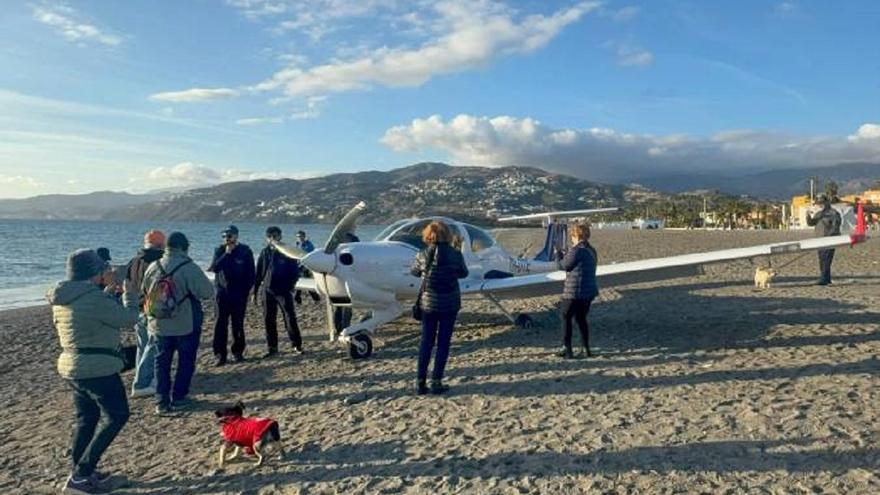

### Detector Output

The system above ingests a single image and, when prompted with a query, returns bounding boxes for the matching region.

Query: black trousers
[67,374,130,478]
[560,298,592,350]
[818,249,835,284]
[263,289,302,350]
[213,291,249,358]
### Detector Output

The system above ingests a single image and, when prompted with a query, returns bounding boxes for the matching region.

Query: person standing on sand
[254,226,304,358]
[556,223,599,359]
[806,194,842,286]
[294,230,321,304]
[48,249,139,494]
[142,232,214,415]
[210,225,256,365]
[125,230,166,398]
[410,220,469,395]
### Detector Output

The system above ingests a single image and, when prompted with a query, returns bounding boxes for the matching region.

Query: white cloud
[607,6,640,22]
[235,117,284,126]
[611,42,654,67]
[381,115,880,181]
[149,88,240,103]
[140,161,318,189]
[32,4,122,46]
[0,174,43,188]
[251,1,599,97]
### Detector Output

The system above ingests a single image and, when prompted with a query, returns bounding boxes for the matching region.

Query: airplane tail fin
[850,201,867,245]
[533,221,568,262]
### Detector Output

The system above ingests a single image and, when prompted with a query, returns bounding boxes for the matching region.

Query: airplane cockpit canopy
[376,217,495,253]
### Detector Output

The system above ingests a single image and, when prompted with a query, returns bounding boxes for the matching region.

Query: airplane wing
[498,207,622,222]
[473,233,869,299]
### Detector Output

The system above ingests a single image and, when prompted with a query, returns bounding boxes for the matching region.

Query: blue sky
[1,0,878,198]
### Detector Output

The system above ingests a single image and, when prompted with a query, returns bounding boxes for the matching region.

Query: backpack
[144,260,192,319]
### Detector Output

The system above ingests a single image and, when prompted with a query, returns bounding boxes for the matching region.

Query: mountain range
[2,161,879,222]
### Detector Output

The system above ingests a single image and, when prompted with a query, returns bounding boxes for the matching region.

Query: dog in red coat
[215,401,285,467]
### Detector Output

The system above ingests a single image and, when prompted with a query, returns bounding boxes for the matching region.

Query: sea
[0,219,385,311]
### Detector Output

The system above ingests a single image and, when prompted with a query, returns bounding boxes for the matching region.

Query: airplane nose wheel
[515,313,533,328]
[349,333,373,359]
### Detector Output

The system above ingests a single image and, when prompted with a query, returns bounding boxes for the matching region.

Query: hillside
[634,162,880,199]
[105,163,665,224]
[0,191,163,220]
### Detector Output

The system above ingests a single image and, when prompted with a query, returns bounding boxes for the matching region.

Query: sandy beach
[2,229,879,494]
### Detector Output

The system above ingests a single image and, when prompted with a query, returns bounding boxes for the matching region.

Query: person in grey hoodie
[48,249,140,494]
[141,232,214,415]
[556,222,599,359]
[806,195,842,285]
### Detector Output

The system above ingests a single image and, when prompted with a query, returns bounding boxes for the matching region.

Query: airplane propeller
[271,201,367,341]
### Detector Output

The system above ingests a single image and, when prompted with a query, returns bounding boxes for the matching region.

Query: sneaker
[172,398,191,409]
[214,355,227,367]
[92,471,112,484]
[155,403,174,416]
[556,348,574,359]
[414,379,428,396]
[232,353,246,363]
[62,474,108,494]
[263,349,278,359]
[430,379,449,395]
[291,346,305,355]
[130,386,156,398]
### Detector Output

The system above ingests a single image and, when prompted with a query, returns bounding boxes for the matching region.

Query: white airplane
[275,201,870,359]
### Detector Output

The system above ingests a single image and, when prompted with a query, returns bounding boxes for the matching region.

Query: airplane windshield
[464,224,496,252]
[374,219,411,241]
[386,218,464,250]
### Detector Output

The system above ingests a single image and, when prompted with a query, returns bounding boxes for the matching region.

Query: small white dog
[754,267,777,289]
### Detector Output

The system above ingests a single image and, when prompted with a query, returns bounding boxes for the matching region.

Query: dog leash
[767,251,811,271]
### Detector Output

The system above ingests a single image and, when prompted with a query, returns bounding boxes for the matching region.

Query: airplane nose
[302,250,336,274]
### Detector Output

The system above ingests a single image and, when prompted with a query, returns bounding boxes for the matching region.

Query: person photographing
[209,225,255,365]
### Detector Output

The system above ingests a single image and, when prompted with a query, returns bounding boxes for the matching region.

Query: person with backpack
[209,225,256,365]
[142,232,213,415]
[556,222,599,359]
[48,249,139,494]
[410,221,469,395]
[254,226,303,358]
[125,229,165,398]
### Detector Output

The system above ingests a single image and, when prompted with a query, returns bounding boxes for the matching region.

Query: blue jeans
[155,303,203,405]
[131,315,156,392]
[418,311,458,381]
[67,374,130,478]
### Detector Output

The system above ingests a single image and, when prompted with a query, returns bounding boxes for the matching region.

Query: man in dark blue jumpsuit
[806,195,842,286]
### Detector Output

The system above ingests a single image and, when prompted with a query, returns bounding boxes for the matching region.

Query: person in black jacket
[410,221,469,395]
[556,222,599,359]
[125,229,166,397]
[806,195,842,285]
[209,225,256,365]
[254,226,303,358]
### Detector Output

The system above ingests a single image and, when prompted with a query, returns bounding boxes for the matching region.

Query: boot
[414,378,428,395]
[556,347,574,359]
[430,379,449,395]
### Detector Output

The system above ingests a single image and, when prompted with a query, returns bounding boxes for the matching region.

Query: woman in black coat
[410,220,469,394]
[557,222,599,359]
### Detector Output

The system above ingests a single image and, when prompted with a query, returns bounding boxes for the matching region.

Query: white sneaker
[130,386,156,398]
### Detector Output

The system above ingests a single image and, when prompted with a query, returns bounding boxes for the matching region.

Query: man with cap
[125,230,166,398]
[47,249,139,493]
[209,225,256,365]
[254,226,303,357]
[806,194,842,285]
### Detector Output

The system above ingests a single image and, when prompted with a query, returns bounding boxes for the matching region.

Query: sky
[1,0,879,198]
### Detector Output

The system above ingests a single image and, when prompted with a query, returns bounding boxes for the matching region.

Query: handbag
[411,247,436,321]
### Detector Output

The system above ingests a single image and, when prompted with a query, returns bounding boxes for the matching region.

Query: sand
[1,229,879,494]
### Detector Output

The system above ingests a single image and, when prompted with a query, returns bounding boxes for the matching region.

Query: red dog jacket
[221,417,278,454]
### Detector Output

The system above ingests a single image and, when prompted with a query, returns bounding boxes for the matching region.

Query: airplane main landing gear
[348,333,373,359]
